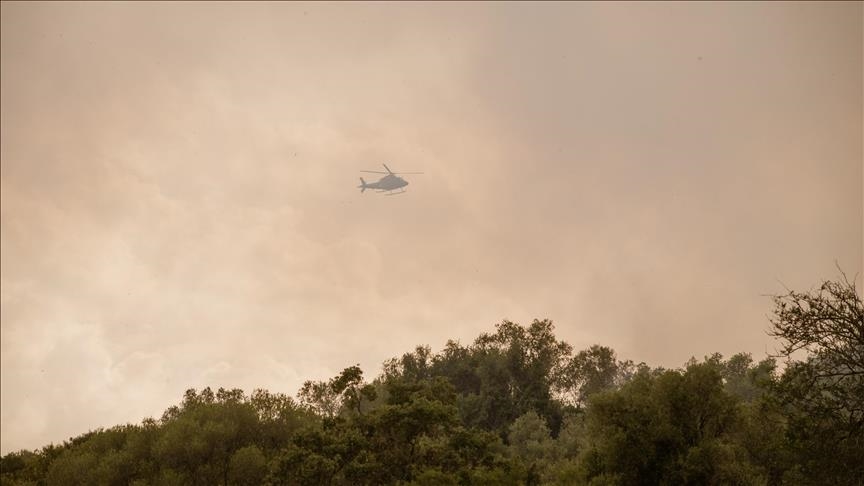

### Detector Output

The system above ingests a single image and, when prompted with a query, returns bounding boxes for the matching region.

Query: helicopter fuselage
[376,174,408,190]
[361,174,408,192]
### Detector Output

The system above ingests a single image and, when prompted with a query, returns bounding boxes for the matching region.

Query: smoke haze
[1,1,861,452]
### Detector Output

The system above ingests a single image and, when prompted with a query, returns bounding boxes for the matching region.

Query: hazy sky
[1,2,861,453]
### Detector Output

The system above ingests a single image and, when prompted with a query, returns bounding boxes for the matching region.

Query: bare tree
[769,272,864,437]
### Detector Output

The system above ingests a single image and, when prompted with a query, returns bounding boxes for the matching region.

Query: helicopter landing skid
[384,189,406,196]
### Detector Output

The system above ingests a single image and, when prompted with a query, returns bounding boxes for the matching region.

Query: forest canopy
[1,276,862,485]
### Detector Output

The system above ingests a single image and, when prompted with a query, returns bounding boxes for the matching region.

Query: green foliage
[299,365,377,419]
[574,360,766,485]
[426,319,576,436]
[508,411,553,462]
[3,284,863,485]
[563,345,635,406]
[228,446,266,485]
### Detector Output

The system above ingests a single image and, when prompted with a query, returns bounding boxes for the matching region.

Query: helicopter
[358,164,423,195]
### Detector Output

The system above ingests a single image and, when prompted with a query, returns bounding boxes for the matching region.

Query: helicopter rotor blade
[382,163,393,174]
[392,172,424,175]
[360,170,389,174]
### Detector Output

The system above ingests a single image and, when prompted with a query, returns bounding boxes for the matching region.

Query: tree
[298,380,341,419]
[227,445,266,486]
[152,388,262,485]
[507,411,553,462]
[717,353,776,403]
[769,275,864,430]
[576,361,758,485]
[562,345,635,407]
[298,365,377,419]
[769,274,864,485]
[458,320,573,435]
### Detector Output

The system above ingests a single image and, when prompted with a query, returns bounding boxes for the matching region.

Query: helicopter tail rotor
[358,177,367,193]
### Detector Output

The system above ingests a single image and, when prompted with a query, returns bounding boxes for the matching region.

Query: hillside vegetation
[1,277,862,485]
